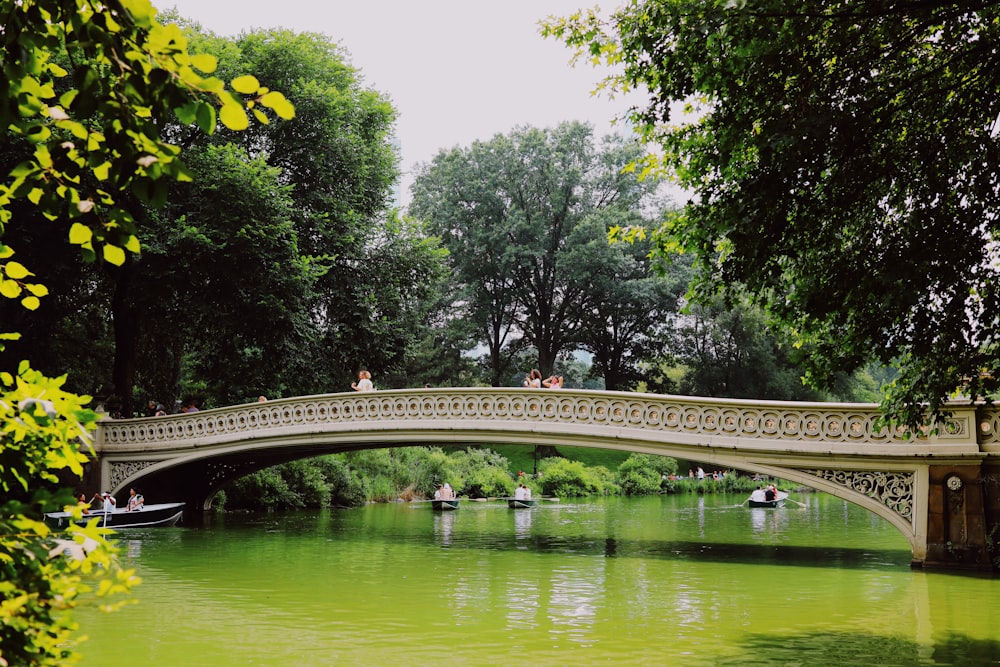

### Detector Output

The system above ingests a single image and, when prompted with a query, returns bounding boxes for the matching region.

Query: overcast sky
[161,0,634,205]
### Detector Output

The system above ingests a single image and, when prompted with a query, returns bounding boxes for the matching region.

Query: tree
[136,143,311,406]
[544,2,1000,424]
[411,123,662,384]
[2,22,446,409]
[673,293,824,401]
[569,211,681,390]
[0,0,291,663]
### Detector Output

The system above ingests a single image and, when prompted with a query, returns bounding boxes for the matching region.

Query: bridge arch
[92,388,998,570]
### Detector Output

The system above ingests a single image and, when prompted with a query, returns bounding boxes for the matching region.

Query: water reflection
[432,510,456,547]
[513,507,532,543]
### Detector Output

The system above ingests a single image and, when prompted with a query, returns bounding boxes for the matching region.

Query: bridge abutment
[920,464,992,570]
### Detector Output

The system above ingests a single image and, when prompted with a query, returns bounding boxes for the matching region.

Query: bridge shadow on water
[717,630,1000,667]
[449,532,913,571]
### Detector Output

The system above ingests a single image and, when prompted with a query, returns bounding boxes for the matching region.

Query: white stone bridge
[90,388,1000,571]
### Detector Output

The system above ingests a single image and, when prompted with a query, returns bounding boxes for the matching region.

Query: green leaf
[0,279,22,298]
[190,53,218,74]
[231,75,260,94]
[69,222,93,245]
[260,91,295,120]
[103,244,126,266]
[175,101,199,125]
[220,103,249,131]
[4,262,31,279]
[195,102,216,134]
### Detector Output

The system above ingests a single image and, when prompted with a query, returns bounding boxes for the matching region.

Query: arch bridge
[89,388,1000,571]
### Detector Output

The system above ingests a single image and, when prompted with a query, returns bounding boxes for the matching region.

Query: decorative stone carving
[109,460,158,489]
[801,469,914,524]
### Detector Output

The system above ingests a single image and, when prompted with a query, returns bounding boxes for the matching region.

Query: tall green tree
[411,123,662,384]
[545,2,1000,424]
[569,211,681,390]
[673,294,824,401]
[0,0,291,663]
[136,143,311,406]
[2,22,446,409]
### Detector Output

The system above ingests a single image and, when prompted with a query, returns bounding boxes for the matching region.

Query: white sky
[160,0,635,206]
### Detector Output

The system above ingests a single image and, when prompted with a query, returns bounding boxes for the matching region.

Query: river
[76,493,999,666]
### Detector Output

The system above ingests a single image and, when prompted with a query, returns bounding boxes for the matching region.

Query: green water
[76,494,999,666]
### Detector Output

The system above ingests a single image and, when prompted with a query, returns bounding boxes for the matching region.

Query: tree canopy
[544,1,1000,424]
[410,122,671,387]
[0,0,294,663]
[1,20,447,412]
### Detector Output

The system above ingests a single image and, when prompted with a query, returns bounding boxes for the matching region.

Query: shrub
[537,458,605,497]
[618,454,679,495]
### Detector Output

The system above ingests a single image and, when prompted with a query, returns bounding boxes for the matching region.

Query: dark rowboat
[431,499,460,511]
[507,498,537,509]
[45,502,186,529]
[748,491,788,508]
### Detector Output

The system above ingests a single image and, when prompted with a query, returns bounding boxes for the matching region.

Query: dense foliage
[544,1,1000,425]
[0,22,448,413]
[410,122,677,388]
[0,0,293,663]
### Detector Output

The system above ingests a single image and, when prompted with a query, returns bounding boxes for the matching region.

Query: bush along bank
[218,446,785,511]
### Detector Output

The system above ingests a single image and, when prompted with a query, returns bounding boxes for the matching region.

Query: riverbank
[220,444,777,511]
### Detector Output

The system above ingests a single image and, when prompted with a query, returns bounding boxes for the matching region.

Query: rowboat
[45,502,186,529]
[431,499,460,511]
[507,498,536,509]
[748,491,788,508]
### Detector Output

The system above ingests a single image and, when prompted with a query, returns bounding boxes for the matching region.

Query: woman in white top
[351,370,375,392]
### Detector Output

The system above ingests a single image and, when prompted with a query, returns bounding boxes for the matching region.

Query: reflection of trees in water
[728,631,1000,667]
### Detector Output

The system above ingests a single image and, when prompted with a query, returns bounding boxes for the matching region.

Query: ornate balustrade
[96,388,987,457]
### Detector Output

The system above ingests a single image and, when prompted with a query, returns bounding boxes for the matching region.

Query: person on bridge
[523,369,542,388]
[352,370,375,392]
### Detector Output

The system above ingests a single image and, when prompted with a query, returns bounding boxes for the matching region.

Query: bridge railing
[95,388,990,457]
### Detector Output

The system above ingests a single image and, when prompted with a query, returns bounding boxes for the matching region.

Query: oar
[541,497,560,502]
[786,497,808,508]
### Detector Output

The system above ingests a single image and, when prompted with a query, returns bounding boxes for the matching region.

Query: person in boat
[94,491,116,512]
[443,483,455,500]
[764,485,776,502]
[523,485,532,500]
[127,487,144,511]
[78,493,90,514]
[750,486,766,503]
[434,484,443,500]
[514,484,526,500]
